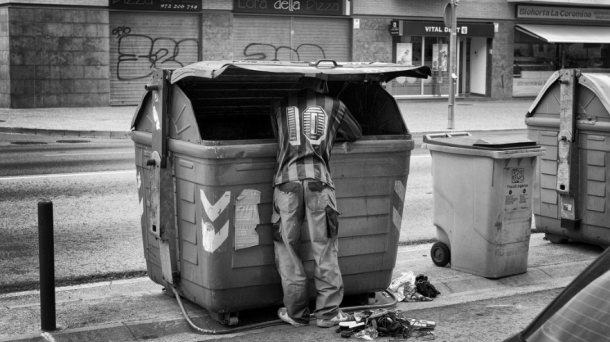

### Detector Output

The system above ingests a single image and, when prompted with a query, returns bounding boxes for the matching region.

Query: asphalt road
[0,130,529,292]
[0,133,143,292]
[0,133,134,177]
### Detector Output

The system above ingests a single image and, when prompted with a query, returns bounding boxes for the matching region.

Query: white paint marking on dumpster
[200,190,231,221]
[202,221,228,253]
[137,170,144,218]
[394,180,406,202]
[40,332,55,342]
[152,106,161,130]
[0,170,135,181]
[393,207,402,230]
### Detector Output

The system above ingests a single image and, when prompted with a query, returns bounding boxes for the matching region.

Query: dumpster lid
[423,133,540,150]
[170,60,432,84]
[527,71,610,116]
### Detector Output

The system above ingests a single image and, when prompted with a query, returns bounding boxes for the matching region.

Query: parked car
[503,246,610,342]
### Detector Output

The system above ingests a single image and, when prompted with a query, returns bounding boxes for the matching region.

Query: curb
[0,127,131,139]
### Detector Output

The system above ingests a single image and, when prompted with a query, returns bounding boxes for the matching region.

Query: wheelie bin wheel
[431,242,450,267]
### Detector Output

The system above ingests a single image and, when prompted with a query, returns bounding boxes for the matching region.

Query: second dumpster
[422,133,545,278]
[526,69,610,249]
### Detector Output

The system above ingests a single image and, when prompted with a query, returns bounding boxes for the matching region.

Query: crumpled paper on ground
[387,271,432,302]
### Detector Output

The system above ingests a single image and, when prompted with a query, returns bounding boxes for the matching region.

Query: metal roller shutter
[109,12,200,105]
[293,17,350,62]
[233,15,350,62]
[233,16,292,61]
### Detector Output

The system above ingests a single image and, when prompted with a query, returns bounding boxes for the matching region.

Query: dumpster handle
[423,132,471,143]
[170,286,399,333]
[310,59,342,68]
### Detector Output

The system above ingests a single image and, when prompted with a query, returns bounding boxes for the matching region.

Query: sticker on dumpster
[235,189,261,250]
[504,184,530,211]
[511,168,525,183]
[200,190,231,253]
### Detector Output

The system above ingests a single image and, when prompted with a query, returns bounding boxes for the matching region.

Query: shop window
[388,36,458,97]
[513,30,610,97]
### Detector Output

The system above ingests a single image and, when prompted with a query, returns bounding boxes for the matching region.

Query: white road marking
[0,170,135,181]
[44,151,132,157]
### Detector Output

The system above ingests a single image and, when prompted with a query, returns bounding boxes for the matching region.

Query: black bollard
[38,200,56,331]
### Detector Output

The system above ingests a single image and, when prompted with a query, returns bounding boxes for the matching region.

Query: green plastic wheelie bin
[130,60,431,324]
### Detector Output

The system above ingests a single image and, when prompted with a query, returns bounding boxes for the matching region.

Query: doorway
[469,37,487,96]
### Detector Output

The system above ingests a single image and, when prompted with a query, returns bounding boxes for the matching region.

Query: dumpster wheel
[170,286,400,334]
[431,242,450,267]
[545,234,569,244]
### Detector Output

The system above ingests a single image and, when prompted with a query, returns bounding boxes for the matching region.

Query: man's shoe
[278,307,308,327]
[316,311,350,328]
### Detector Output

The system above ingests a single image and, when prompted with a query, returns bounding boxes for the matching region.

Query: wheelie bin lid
[422,132,545,159]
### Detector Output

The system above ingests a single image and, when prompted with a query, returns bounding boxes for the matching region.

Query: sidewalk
[0,99,532,137]
[0,234,601,342]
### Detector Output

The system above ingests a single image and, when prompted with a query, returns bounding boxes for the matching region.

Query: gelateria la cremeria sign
[517,5,610,22]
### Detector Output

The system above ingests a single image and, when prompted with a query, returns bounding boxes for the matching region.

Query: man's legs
[303,180,344,321]
[272,182,310,325]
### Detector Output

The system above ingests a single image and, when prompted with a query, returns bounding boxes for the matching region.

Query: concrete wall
[202,0,233,10]
[491,21,514,99]
[0,7,9,107]
[352,17,392,63]
[201,12,234,61]
[8,7,109,107]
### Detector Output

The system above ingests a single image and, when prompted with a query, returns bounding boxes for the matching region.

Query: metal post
[448,0,458,129]
[38,200,56,331]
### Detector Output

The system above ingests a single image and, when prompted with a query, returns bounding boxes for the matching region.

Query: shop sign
[108,0,202,12]
[400,21,494,38]
[234,0,350,16]
[390,20,402,35]
[517,5,610,22]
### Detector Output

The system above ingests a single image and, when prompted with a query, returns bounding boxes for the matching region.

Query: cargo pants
[271,179,344,325]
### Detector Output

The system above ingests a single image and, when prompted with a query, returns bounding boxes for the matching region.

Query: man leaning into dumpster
[270,77,362,328]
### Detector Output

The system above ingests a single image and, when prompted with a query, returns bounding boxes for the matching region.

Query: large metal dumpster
[130,60,431,324]
[526,69,610,248]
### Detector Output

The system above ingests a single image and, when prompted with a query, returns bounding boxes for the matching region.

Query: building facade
[0,0,608,107]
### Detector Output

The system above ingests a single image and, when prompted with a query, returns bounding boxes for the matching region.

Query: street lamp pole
[447,0,458,129]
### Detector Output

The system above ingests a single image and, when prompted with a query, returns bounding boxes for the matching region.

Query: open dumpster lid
[170,60,432,83]
[423,133,539,150]
[527,71,610,116]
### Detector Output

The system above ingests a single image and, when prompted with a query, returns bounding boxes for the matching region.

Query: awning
[516,24,610,44]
